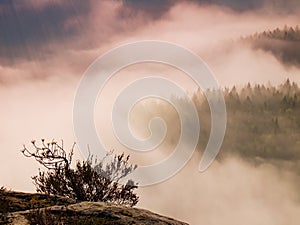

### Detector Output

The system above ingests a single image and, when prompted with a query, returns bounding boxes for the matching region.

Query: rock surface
[1,191,188,225]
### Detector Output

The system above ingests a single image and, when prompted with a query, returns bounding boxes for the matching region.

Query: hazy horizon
[1,1,300,224]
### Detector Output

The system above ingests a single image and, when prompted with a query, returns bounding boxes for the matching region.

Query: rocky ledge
[1,191,188,225]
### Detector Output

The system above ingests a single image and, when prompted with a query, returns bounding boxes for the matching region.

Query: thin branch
[21,139,76,170]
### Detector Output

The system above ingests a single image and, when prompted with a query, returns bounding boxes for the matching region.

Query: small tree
[22,139,139,207]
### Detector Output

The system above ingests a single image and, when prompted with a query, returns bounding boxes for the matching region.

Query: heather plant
[22,140,139,207]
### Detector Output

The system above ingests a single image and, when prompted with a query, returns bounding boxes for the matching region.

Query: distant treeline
[241,26,300,67]
[194,79,300,164]
[133,80,300,173]
[242,25,300,42]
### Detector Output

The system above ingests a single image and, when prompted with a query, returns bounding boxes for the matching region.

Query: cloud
[215,0,264,10]
[138,156,300,225]
[123,0,174,19]
[0,0,299,191]
[1,0,299,68]
[0,0,91,64]
[124,0,300,14]
[0,0,166,66]
[0,2,299,224]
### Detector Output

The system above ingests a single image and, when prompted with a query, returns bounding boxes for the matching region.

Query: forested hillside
[244,26,300,41]
[241,26,300,67]
[196,79,300,163]
[133,80,300,174]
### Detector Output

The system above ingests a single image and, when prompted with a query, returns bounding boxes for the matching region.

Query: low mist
[138,156,300,225]
[0,1,300,224]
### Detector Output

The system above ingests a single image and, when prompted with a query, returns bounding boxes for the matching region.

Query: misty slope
[195,80,300,172]
[1,190,188,225]
[241,26,300,67]
[216,80,300,162]
[133,80,300,174]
